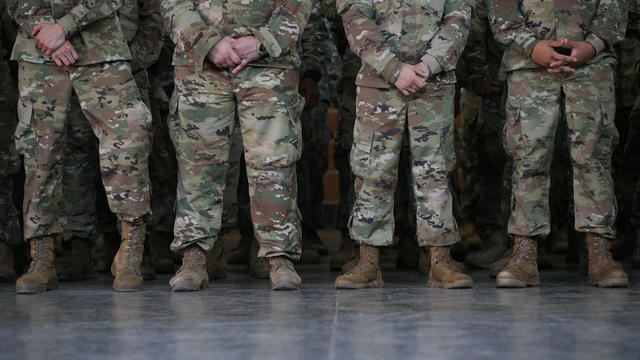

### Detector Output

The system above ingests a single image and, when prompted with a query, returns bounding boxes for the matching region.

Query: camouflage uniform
[162,0,312,259]
[339,0,473,247]
[489,0,626,239]
[0,0,21,248]
[8,0,153,241]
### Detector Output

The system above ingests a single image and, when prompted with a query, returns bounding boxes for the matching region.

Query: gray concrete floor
[1,230,639,360]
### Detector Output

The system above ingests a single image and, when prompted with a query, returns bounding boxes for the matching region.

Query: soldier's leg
[236,67,303,290]
[72,62,152,292]
[14,63,73,294]
[335,86,405,289]
[497,71,561,288]
[168,66,235,291]
[563,64,627,287]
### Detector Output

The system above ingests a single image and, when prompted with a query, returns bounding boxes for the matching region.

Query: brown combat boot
[335,245,383,289]
[496,235,540,288]
[427,246,473,288]
[226,226,252,265]
[16,237,58,294]
[58,236,97,281]
[206,238,227,280]
[248,239,269,279]
[269,256,301,290]
[585,233,628,288]
[93,231,120,273]
[419,246,465,276]
[464,230,510,269]
[170,245,209,292]
[112,221,145,292]
[0,240,15,281]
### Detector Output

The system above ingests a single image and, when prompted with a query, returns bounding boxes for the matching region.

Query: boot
[335,245,383,289]
[0,240,15,281]
[150,231,175,273]
[464,230,509,269]
[489,248,512,278]
[170,245,209,292]
[298,239,321,264]
[396,233,419,270]
[141,241,156,281]
[419,246,465,276]
[427,246,473,288]
[305,228,328,256]
[460,224,483,251]
[94,231,119,273]
[58,236,97,281]
[269,256,301,290]
[112,221,145,292]
[496,235,540,288]
[248,239,270,279]
[330,231,356,271]
[206,238,227,280]
[16,237,58,294]
[226,226,252,265]
[585,233,628,288]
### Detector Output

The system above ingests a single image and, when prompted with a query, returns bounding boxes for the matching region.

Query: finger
[415,67,428,78]
[549,60,568,68]
[70,46,79,61]
[62,53,72,66]
[551,53,577,63]
[32,24,44,36]
[401,89,410,96]
[229,51,241,65]
[232,59,249,74]
[53,55,63,67]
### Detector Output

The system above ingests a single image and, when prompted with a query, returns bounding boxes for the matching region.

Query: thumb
[32,23,44,36]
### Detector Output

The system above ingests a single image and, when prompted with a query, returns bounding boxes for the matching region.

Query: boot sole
[113,278,143,292]
[334,279,384,289]
[590,279,629,288]
[427,279,473,289]
[171,278,209,292]
[16,278,58,294]
[272,281,300,290]
[496,276,540,288]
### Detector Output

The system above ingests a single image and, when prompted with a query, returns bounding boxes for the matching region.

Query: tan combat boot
[335,245,383,289]
[0,240,15,281]
[226,226,252,265]
[419,246,465,276]
[170,245,209,292]
[464,230,510,269]
[586,233,628,288]
[112,221,145,292]
[248,239,270,279]
[427,246,473,288]
[269,256,301,290]
[496,235,540,288]
[206,238,227,280]
[58,236,97,281]
[16,236,58,294]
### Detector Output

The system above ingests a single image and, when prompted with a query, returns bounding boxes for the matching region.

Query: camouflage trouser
[0,59,21,247]
[14,62,152,240]
[333,75,357,231]
[350,83,458,247]
[169,66,303,259]
[505,64,618,239]
[221,124,243,230]
[297,101,332,230]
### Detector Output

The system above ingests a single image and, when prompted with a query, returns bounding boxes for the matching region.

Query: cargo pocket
[14,99,37,159]
[284,94,305,165]
[502,97,528,160]
[166,92,180,153]
[350,114,375,179]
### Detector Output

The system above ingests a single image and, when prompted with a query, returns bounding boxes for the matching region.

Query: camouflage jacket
[162,0,313,71]
[120,0,164,73]
[337,0,473,88]
[8,0,132,65]
[461,0,503,87]
[488,0,627,72]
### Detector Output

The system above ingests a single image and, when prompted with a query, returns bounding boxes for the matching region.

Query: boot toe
[496,270,527,288]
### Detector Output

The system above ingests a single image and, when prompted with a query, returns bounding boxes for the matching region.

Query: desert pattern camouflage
[488,0,627,72]
[503,66,618,238]
[350,84,459,247]
[14,61,152,240]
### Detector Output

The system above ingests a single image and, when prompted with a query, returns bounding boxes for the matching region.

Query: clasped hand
[207,36,261,75]
[394,62,430,96]
[32,23,79,67]
[531,38,596,74]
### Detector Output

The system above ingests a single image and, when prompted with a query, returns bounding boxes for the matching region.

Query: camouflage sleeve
[462,0,489,84]
[161,0,224,70]
[487,0,539,57]
[321,0,348,55]
[301,2,330,80]
[337,0,403,84]
[129,0,164,72]
[255,0,313,58]
[57,0,124,37]
[420,0,473,76]
[585,0,627,55]
[6,0,55,34]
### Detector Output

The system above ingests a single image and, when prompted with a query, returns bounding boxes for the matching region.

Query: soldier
[162,0,312,291]
[334,0,475,289]
[0,0,21,282]
[489,0,629,287]
[8,0,153,293]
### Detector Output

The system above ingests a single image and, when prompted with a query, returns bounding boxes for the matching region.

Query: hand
[207,36,242,69]
[51,41,79,67]
[394,64,429,96]
[33,23,66,56]
[531,39,577,69]
[547,39,596,73]
[299,77,320,108]
[231,36,261,74]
